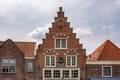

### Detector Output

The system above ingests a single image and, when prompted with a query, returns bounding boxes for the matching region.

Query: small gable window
[59,25,62,30]
[55,39,67,49]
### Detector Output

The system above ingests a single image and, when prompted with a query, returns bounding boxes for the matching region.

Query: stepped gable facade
[36,7,86,80]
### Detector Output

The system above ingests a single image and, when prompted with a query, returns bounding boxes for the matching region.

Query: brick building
[86,40,120,80]
[36,7,86,80]
[0,7,120,80]
[0,39,36,80]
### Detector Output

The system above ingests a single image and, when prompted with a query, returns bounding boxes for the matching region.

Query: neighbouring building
[0,7,120,80]
[0,39,36,80]
[86,40,120,80]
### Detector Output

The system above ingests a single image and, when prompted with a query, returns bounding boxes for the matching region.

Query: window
[45,55,56,67]
[53,70,60,78]
[67,55,77,67]
[55,39,67,49]
[62,70,69,78]
[43,68,79,79]
[44,70,51,78]
[27,62,33,71]
[2,59,16,73]
[71,70,78,78]
[102,66,112,77]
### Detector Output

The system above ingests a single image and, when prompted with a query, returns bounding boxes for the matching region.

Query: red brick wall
[0,39,25,80]
[86,64,120,79]
[37,8,86,80]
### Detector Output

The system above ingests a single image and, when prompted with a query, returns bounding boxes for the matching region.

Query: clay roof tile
[87,40,120,61]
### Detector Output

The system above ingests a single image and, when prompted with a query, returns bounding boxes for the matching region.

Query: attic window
[59,25,62,30]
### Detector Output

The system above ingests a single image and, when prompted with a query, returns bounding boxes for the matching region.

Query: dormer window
[55,38,67,49]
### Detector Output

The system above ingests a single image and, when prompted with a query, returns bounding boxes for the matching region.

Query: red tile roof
[0,40,36,57]
[87,40,120,60]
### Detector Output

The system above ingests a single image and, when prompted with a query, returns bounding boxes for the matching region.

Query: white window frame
[102,66,112,77]
[43,68,80,80]
[45,55,56,67]
[2,59,16,73]
[55,38,67,49]
[66,55,77,67]
[44,70,52,78]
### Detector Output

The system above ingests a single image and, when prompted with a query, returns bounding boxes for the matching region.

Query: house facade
[36,7,86,80]
[86,40,120,80]
[0,7,120,80]
[0,39,36,80]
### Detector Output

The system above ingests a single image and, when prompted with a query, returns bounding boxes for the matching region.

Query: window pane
[9,66,15,72]
[46,56,50,66]
[103,67,111,76]
[3,66,9,72]
[44,70,51,78]
[63,70,69,78]
[72,56,76,66]
[3,59,9,64]
[71,70,78,78]
[10,60,15,66]
[28,62,33,71]
[53,70,60,78]
[56,39,60,48]
[51,56,55,66]
[61,39,66,48]
[67,56,71,66]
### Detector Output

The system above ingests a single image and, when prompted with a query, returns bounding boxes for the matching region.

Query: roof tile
[87,40,120,60]
[0,40,36,57]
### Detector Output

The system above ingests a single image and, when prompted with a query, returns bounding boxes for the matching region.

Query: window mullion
[50,57,51,67]
[60,39,62,48]
[61,69,62,79]
[8,59,10,73]
[51,69,53,79]
[70,70,71,79]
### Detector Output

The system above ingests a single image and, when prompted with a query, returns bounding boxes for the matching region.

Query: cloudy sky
[0,0,120,55]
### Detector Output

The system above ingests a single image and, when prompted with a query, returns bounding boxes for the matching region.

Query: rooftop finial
[59,7,62,12]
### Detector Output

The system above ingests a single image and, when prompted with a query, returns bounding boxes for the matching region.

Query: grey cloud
[27,23,51,41]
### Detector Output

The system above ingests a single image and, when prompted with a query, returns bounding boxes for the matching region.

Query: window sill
[55,48,67,50]
[2,72,16,74]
